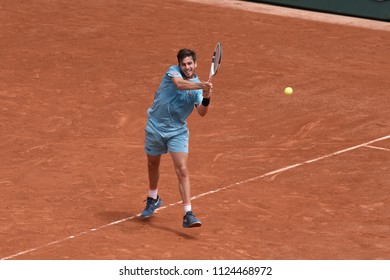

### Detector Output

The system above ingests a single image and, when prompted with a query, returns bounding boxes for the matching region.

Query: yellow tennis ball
[284,87,293,95]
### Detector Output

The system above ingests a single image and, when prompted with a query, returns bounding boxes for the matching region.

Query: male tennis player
[141,48,212,228]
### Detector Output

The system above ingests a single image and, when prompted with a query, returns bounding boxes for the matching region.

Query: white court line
[1,134,389,260]
[365,145,390,152]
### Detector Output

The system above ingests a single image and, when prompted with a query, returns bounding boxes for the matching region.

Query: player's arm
[196,86,212,117]
[171,77,211,91]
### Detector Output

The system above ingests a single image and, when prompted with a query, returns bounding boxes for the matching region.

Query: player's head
[177,49,197,79]
[177,49,197,64]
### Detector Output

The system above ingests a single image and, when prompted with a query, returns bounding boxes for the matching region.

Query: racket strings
[209,42,223,78]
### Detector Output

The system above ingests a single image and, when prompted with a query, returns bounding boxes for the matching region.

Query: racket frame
[209,42,223,80]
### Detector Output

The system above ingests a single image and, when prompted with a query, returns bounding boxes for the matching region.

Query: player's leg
[147,154,161,193]
[167,130,192,208]
[170,152,191,204]
[141,126,166,218]
[141,154,163,218]
[170,152,201,228]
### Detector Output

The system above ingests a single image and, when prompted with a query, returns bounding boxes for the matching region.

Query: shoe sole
[140,213,153,218]
[183,221,202,228]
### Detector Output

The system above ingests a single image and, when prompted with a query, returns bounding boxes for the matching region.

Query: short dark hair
[177,49,197,64]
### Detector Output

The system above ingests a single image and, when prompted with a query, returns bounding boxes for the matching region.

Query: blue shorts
[144,123,189,156]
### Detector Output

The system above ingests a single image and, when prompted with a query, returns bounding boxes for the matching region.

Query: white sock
[149,189,158,200]
[183,203,192,214]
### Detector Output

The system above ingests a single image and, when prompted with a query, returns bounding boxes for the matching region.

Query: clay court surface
[1,0,389,260]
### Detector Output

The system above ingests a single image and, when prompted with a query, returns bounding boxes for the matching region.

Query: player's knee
[147,158,160,170]
[175,165,189,178]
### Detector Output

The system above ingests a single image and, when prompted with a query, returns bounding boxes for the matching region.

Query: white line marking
[211,153,223,169]
[364,145,390,152]
[2,135,389,260]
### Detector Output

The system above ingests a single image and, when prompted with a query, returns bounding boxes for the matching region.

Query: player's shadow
[133,216,197,240]
[96,211,197,240]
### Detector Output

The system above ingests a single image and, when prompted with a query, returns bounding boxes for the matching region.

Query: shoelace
[144,197,157,208]
[185,212,196,221]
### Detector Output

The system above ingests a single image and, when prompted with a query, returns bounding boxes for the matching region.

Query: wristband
[202,98,210,107]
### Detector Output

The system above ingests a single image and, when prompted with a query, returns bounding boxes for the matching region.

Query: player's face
[179,56,197,79]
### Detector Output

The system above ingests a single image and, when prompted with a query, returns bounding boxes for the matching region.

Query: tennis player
[141,48,212,228]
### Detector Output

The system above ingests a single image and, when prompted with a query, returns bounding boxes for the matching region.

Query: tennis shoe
[182,211,202,228]
[141,196,162,218]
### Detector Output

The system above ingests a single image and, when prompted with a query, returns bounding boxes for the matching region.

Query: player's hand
[201,81,212,91]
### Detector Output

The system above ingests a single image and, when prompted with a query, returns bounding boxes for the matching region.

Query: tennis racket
[209,42,223,80]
